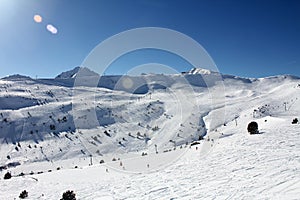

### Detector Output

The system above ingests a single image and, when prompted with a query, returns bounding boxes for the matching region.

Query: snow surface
[186,67,216,75]
[0,68,300,199]
[55,67,99,79]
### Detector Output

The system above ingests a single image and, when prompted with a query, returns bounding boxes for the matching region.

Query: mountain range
[0,67,299,199]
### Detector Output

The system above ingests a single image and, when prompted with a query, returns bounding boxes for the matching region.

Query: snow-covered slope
[55,67,99,79]
[186,67,217,75]
[0,68,299,199]
[55,66,81,79]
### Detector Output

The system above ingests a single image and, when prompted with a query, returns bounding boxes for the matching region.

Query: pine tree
[19,190,28,199]
[4,172,12,179]
[60,190,76,200]
[247,121,258,134]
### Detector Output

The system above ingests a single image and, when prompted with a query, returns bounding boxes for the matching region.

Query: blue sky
[0,0,299,78]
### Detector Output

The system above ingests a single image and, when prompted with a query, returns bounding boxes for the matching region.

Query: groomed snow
[0,68,299,199]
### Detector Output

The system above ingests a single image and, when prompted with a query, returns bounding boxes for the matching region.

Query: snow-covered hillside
[0,68,299,199]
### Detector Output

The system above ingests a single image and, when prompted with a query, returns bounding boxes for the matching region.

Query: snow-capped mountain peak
[55,66,80,79]
[185,67,217,75]
[55,67,99,79]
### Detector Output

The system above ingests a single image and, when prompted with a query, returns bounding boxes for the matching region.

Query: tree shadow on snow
[219,133,234,138]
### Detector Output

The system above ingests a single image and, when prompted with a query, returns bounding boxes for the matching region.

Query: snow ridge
[0,68,300,199]
[55,67,99,79]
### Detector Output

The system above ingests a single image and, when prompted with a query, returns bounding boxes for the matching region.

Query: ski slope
[0,68,299,199]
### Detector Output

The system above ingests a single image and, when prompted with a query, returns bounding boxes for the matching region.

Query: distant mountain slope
[0,67,299,174]
[186,67,217,75]
[55,67,99,79]
[1,74,33,81]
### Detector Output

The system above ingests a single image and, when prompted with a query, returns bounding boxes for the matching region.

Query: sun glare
[46,24,58,34]
[33,14,43,23]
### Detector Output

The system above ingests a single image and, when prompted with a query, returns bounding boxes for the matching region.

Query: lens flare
[122,77,134,89]
[33,15,42,23]
[46,24,58,34]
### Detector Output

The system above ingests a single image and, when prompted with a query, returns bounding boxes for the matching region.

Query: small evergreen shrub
[247,121,259,134]
[19,190,28,199]
[60,190,76,200]
[50,124,56,130]
[4,172,12,179]
[18,172,25,176]
[292,118,298,124]
[152,126,159,131]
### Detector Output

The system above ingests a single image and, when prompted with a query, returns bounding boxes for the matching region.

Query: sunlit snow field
[0,69,300,199]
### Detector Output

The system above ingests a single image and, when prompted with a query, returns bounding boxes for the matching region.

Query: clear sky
[0,0,299,78]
